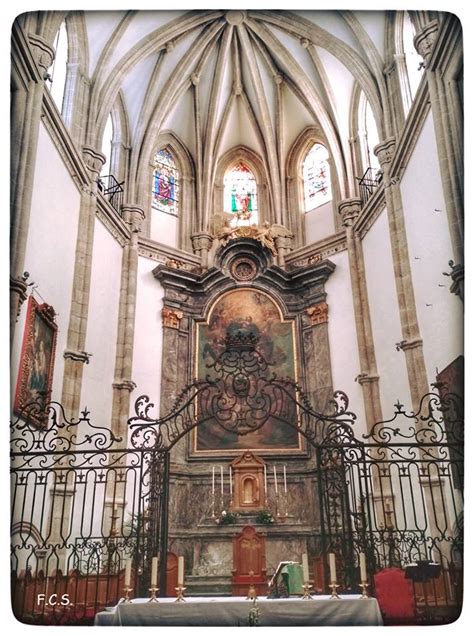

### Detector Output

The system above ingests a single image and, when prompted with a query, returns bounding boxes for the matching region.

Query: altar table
[94,595,383,626]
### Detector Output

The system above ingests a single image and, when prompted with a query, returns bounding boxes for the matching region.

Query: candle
[302,552,309,582]
[220,466,224,496]
[124,559,132,587]
[264,465,267,498]
[178,556,184,586]
[359,553,367,582]
[329,553,336,583]
[273,465,278,494]
[151,556,158,587]
[283,465,287,494]
[212,466,215,495]
[229,466,233,497]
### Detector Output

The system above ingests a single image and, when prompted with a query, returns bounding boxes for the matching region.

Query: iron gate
[11,333,463,624]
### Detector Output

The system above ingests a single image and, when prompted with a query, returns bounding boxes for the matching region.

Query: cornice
[389,77,430,182]
[353,185,386,239]
[138,237,201,270]
[40,89,90,189]
[285,231,347,268]
[96,196,130,248]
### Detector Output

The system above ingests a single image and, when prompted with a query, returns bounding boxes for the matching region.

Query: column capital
[112,379,137,392]
[191,232,213,252]
[338,198,362,227]
[162,306,184,329]
[413,20,439,61]
[28,34,55,76]
[373,137,396,172]
[122,204,145,232]
[63,349,92,364]
[82,146,106,178]
[306,302,328,326]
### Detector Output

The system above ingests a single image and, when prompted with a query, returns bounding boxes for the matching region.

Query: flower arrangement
[217,510,239,525]
[255,510,275,525]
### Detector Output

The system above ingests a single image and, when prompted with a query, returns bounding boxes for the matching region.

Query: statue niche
[231,451,266,511]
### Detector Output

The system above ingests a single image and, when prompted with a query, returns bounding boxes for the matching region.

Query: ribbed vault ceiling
[80,9,390,203]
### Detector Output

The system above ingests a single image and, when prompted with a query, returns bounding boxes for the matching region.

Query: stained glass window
[224,162,258,225]
[152,147,180,215]
[303,143,332,212]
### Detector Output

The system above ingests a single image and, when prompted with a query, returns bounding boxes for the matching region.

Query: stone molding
[284,231,347,269]
[10,273,30,319]
[355,373,380,385]
[443,260,464,302]
[338,198,362,228]
[82,146,106,178]
[162,307,184,329]
[122,204,145,233]
[306,302,328,326]
[63,349,92,364]
[413,20,440,61]
[373,137,396,171]
[112,379,137,391]
[96,198,129,248]
[397,338,424,352]
[27,34,55,75]
[138,236,201,269]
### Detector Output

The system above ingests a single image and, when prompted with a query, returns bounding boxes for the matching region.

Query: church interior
[10,8,464,627]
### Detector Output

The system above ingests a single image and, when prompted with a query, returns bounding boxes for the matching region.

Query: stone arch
[286,127,341,247]
[137,131,195,251]
[213,146,271,231]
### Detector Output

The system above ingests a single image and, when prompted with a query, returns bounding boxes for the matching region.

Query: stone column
[191,232,213,269]
[105,204,144,529]
[414,18,463,279]
[374,139,430,410]
[10,29,54,343]
[160,307,185,417]
[338,199,384,432]
[60,146,106,418]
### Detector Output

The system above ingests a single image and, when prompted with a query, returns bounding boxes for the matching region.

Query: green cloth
[281,564,304,595]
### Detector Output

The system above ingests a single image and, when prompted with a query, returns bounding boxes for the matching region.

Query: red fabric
[374,567,416,622]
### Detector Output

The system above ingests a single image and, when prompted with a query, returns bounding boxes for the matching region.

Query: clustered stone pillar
[105,204,145,530]
[414,17,464,297]
[338,198,384,432]
[10,29,55,345]
[60,146,106,418]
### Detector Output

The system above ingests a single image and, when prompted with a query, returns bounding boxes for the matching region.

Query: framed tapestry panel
[194,288,302,454]
[13,296,58,425]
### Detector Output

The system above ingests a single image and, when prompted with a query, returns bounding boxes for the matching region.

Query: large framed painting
[13,296,58,425]
[194,289,302,454]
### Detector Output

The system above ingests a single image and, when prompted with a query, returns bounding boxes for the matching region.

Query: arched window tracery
[223,162,259,226]
[46,20,68,115]
[152,147,180,217]
[302,143,332,212]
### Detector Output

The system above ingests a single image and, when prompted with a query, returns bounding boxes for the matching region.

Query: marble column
[303,301,333,413]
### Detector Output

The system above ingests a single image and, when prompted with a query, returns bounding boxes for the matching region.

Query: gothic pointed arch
[212,146,271,233]
[286,127,340,247]
[138,131,195,251]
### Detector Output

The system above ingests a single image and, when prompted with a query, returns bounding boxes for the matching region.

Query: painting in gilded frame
[13,296,58,426]
[194,289,301,453]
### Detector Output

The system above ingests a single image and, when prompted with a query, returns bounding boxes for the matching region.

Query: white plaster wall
[150,209,178,247]
[325,250,366,438]
[304,200,335,243]
[362,209,413,416]
[131,256,165,422]
[400,111,463,383]
[11,122,81,404]
[81,219,123,422]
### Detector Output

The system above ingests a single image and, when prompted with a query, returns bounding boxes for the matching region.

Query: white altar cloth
[94,594,383,626]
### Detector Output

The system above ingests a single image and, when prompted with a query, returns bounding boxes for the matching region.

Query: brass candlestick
[122,587,133,603]
[359,581,370,599]
[175,585,186,602]
[301,582,313,600]
[329,582,340,599]
[148,586,159,602]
